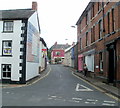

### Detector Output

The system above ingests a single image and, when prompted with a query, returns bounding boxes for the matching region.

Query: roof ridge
[0,8,33,11]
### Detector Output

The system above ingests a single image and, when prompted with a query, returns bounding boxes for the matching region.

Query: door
[108,44,116,83]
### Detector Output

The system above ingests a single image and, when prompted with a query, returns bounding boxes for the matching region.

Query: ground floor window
[85,55,94,72]
[99,52,103,72]
[2,64,11,79]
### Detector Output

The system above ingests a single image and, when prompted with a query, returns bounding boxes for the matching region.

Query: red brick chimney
[32,1,37,11]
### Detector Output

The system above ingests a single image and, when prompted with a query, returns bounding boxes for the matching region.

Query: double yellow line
[72,71,120,102]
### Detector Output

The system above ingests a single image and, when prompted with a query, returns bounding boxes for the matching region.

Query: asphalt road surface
[2,64,120,107]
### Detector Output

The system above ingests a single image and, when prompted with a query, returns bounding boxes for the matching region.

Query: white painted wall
[26,12,40,81]
[39,41,47,71]
[0,20,23,81]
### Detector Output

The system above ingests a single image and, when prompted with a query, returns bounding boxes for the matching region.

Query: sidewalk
[72,69,120,99]
[1,65,50,88]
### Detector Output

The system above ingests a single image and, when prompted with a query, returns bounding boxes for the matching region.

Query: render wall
[26,12,40,81]
[0,20,23,81]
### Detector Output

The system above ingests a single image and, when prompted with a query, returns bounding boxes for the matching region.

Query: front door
[108,44,116,83]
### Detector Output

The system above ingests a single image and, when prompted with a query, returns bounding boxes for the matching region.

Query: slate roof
[50,44,71,50]
[0,9,35,20]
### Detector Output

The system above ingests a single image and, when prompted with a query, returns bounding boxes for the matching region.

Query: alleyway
[2,65,119,107]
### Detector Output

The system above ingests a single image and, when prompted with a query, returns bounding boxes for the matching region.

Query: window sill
[2,31,13,33]
[98,38,103,42]
[2,55,12,57]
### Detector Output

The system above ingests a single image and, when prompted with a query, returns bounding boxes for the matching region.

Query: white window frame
[2,64,11,79]
[3,21,14,32]
[2,40,12,56]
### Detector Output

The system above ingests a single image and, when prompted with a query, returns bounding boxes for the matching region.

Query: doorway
[108,44,116,83]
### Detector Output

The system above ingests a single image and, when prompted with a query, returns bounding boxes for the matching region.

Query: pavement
[0,65,50,89]
[1,65,120,100]
[71,68,120,99]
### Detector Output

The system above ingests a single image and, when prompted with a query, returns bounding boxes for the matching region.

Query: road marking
[27,65,51,86]
[72,71,120,102]
[72,97,82,101]
[75,83,93,91]
[51,96,57,98]
[102,103,115,106]
[104,100,116,103]
[87,99,98,102]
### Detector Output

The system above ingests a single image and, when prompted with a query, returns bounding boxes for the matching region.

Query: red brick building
[76,1,120,87]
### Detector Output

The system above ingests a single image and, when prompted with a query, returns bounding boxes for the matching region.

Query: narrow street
[2,65,119,106]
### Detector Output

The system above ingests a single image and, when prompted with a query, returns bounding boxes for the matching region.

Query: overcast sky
[0,0,90,48]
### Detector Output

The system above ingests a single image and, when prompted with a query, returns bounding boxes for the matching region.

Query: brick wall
[77,2,120,86]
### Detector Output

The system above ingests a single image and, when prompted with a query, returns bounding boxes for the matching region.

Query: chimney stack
[32,1,37,11]
[54,42,57,45]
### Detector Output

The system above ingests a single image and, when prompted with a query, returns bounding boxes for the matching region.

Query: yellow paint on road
[72,71,120,102]
[27,65,51,86]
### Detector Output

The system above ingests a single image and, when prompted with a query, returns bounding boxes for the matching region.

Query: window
[56,52,60,56]
[86,32,88,46]
[99,52,103,72]
[107,12,110,34]
[2,41,12,56]
[86,13,88,25]
[99,20,102,39]
[91,4,94,18]
[91,26,95,43]
[3,21,13,32]
[112,9,115,32]
[98,2,102,11]
[79,38,82,50]
[2,64,11,79]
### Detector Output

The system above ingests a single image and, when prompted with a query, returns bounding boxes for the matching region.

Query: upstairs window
[107,12,110,34]
[3,21,13,32]
[56,52,61,56]
[86,13,88,25]
[79,38,82,50]
[98,2,102,11]
[112,9,115,32]
[2,40,12,56]
[91,26,95,43]
[86,32,88,46]
[99,20,103,39]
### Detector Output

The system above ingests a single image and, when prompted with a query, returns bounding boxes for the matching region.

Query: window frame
[99,20,103,39]
[107,12,110,34]
[79,38,82,50]
[2,40,12,56]
[86,32,88,46]
[1,64,11,79]
[112,9,115,32]
[3,21,14,33]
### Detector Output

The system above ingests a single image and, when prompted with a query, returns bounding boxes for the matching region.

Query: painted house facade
[76,1,120,87]
[50,42,70,64]
[39,37,47,72]
[64,44,76,68]
[64,43,78,69]
[64,46,72,67]
[0,2,41,84]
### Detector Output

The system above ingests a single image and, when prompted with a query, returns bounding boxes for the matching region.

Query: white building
[64,45,72,67]
[39,37,47,72]
[0,2,41,84]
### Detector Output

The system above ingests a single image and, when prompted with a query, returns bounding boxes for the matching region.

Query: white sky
[0,0,90,48]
